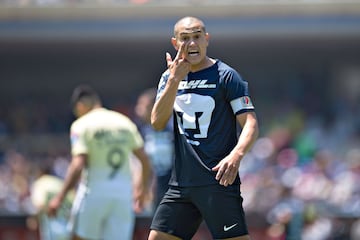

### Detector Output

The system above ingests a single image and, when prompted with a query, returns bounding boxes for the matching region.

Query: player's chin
[187,57,202,65]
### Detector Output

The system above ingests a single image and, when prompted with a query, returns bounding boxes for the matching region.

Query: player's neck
[190,57,215,73]
[81,105,102,117]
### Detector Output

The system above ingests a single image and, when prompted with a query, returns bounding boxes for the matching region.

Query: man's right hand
[166,42,190,82]
[47,195,62,217]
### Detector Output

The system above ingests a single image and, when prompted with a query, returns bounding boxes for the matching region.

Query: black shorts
[150,184,249,239]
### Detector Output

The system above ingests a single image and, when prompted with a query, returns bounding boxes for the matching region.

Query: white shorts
[39,214,71,240]
[68,186,135,240]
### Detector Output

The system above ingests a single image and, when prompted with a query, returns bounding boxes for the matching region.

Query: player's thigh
[220,236,251,240]
[148,230,251,240]
[148,230,182,240]
[39,215,71,240]
[72,234,85,240]
[194,184,249,239]
[104,198,135,240]
[70,193,111,239]
[150,187,203,239]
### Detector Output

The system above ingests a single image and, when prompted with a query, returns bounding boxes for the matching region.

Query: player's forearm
[232,115,259,161]
[151,78,179,130]
[133,148,153,189]
[58,157,83,201]
[141,161,153,191]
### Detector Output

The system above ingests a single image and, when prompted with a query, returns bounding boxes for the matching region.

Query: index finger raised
[174,42,186,61]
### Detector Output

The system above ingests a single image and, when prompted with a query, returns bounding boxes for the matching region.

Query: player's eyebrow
[179,28,203,35]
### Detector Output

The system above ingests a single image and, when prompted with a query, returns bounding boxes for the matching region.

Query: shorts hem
[150,225,182,239]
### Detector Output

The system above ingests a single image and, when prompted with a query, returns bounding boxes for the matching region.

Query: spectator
[134,88,173,212]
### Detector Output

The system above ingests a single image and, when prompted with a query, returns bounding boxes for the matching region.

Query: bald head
[174,16,206,38]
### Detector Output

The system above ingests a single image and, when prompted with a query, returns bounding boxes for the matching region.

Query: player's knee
[148,230,181,240]
[72,234,86,240]
[219,235,251,240]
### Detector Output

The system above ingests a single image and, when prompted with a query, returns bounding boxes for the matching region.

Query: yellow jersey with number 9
[70,108,144,196]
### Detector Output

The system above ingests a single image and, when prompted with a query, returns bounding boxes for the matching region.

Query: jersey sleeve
[223,69,255,115]
[155,70,170,101]
[70,121,88,156]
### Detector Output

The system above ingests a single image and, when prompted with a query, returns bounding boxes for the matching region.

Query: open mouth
[188,50,199,57]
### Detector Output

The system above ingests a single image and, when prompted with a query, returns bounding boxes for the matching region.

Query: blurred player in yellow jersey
[47,85,153,240]
[31,162,75,240]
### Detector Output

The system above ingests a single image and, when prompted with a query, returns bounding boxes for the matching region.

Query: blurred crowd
[240,109,360,239]
[0,148,70,215]
[0,102,70,136]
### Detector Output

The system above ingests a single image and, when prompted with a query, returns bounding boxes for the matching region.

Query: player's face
[173,25,209,67]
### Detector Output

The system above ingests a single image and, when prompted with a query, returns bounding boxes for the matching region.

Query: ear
[75,102,88,117]
[205,33,210,46]
[171,37,178,50]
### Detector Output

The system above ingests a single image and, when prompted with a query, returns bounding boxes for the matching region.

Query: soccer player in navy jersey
[148,16,259,240]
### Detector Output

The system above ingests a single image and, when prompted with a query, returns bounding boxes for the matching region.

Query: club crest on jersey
[242,96,251,105]
[178,80,216,90]
[241,96,253,107]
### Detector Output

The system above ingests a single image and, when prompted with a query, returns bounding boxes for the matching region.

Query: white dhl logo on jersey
[178,80,216,90]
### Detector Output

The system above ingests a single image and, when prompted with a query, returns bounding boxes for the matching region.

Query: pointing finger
[174,42,186,61]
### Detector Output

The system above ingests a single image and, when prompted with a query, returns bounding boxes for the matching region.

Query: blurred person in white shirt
[31,161,75,240]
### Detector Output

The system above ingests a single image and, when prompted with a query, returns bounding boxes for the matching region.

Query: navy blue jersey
[156,60,254,187]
